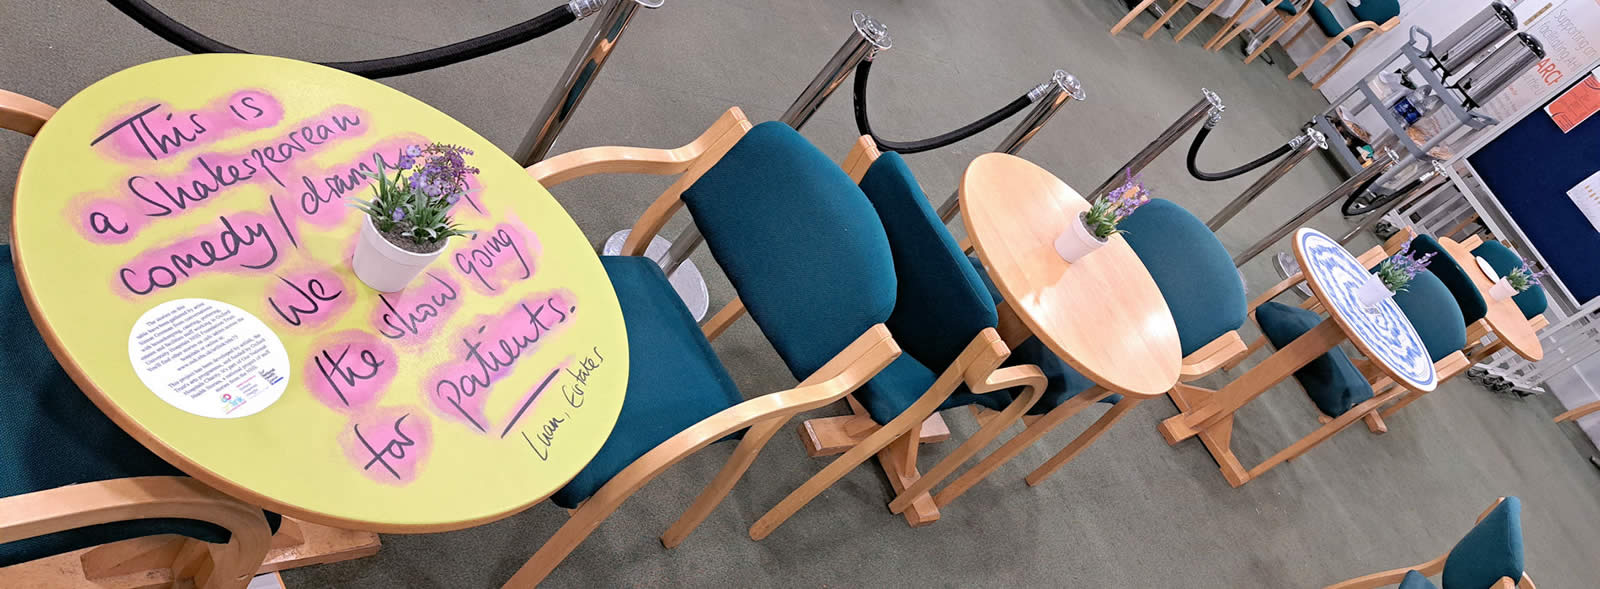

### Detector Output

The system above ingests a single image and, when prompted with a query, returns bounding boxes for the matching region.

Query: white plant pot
[1054,213,1108,263]
[1489,278,1518,301]
[1356,275,1394,308]
[351,216,445,293]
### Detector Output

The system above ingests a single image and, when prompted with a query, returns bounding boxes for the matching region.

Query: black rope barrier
[105,0,578,79]
[851,59,1035,155]
[1185,123,1295,182]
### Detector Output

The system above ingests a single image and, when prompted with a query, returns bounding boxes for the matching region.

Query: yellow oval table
[11,54,629,534]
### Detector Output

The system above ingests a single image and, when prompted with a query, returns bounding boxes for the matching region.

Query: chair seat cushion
[1471,240,1548,319]
[552,257,746,509]
[1255,302,1374,417]
[1410,235,1489,325]
[1398,570,1439,589]
[1389,270,1467,363]
[0,246,279,568]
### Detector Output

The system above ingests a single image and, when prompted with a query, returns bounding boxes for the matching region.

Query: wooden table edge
[1437,237,1544,362]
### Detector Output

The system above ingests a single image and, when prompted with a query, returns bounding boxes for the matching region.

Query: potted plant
[1490,265,1542,301]
[1364,240,1435,307]
[1054,170,1150,263]
[349,143,477,292]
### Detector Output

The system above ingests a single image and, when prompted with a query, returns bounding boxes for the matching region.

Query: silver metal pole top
[1289,127,1328,151]
[569,0,661,18]
[1047,70,1087,101]
[853,10,893,53]
[1202,88,1224,114]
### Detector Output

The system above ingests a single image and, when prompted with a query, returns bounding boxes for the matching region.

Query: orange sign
[1546,73,1600,133]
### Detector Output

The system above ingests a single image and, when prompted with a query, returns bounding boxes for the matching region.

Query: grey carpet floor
[3,1,1597,587]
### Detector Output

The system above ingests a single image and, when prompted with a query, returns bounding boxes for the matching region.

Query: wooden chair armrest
[1,89,55,136]
[1518,572,1537,588]
[1333,19,1384,43]
[1434,351,1470,382]
[1555,399,1600,423]
[1460,233,1485,251]
[1180,330,1248,380]
[0,476,273,586]
[574,325,900,510]
[1323,554,1447,589]
[1530,314,1549,331]
[526,107,750,187]
[1248,272,1309,313]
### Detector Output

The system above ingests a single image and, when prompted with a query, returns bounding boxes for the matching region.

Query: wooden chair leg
[1175,0,1226,42]
[1288,37,1345,81]
[1245,9,1308,63]
[887,371,1044,514]
[1245,389,1406,482]
[1555,400,1600,423]
[748,410,922,540]
[1142,0,1190,39]
[1205,3,1250,50]
[504,488,635,588]
[1284,18,1316,47]
[931,387,1114,507]
[1377,389,1427,420]
[1213,4,1274,52]
[1024,397,1141,486]
[1111,0,1163,35]
[660,417,786,548]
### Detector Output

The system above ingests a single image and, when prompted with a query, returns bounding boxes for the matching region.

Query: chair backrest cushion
[1119,199,1247,357]
[1390,269,1468,363]
[1308,2,1349,41]
[1255,301,1375,417]
[1471,240,1548,319]
[1398,570,1439,589]
[858,152,996,369]
[683,122,897,379]
[1442,496,1524,589]
[1409,235,1490,325]
[1351,0,1401,24]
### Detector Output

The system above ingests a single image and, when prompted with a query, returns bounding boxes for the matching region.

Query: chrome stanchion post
[604,10,890,321]
[935,70,1085,222]
[1233,148,1399,266]
[1205,127,1327,231]
[1087,88,1224,203]
[514,0,663,166]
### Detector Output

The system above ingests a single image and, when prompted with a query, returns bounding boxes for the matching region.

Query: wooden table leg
[794,396,950,526]
[1158,319,1345,486]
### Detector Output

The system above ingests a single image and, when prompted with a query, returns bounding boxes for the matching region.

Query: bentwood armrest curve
[0,89,55,136]
[526,107,751,187]
[0,475,274,589]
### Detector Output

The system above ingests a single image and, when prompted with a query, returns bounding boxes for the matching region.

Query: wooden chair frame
[1554,400,1600,424]
[514,108,1040,583]
[1242,0,1319,64]
[2,91,283,589]
[0,476,273,589]
[922,313,1249,506]
[1207,0,1296,51]
[1286,8,1403,90]
[1324,497,1535,589]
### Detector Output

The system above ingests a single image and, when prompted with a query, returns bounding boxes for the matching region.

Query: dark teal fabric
[683,121,896,381]
[1411,235,1490,325]
[859,153,997,372]
[1310,2,1353,45]
[1471,241,1549,319]
[0,246,279,568]
[1119,199,1248,358]
[1399,570,1440,589]
[1442,496,1524,589]
[1390,270,1468,363]
[552,257,745,509]
[1255,302,1375,417]
[849,152,1010,425]
[1350,0,1401,24]
[967,256,1121,414]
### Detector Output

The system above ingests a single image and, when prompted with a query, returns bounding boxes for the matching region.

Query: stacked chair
[1326,497,1533,588]
[0,90,278,589]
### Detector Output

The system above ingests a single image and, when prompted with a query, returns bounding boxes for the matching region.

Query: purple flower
[405,145,423,158]
[395,155,415,169]
[446,192,461,204]
[391,208,406,222]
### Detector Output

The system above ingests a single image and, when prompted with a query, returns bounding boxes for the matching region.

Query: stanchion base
[1274,252,1313,298]
[603,230,711,321]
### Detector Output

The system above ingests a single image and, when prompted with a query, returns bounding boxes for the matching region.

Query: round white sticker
[128,299,290,418]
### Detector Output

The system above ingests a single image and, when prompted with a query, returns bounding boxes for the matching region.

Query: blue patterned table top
[1294,229,1438,391]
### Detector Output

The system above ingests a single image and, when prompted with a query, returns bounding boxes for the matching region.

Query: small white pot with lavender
[1055,171,1149,264]
[1490,265,1541,301]
[1366,241,1436,309]
[349,144,478,293]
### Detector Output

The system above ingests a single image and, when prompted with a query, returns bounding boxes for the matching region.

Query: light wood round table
[959,152,1183,399]
[1436,236,1544,362]
[12,54,629,533]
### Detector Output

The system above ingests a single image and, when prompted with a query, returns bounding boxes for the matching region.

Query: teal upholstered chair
[1327,497,1532,589]
[511,110,909,585]
[0,90,277,589]
[1410,234,1491,328]
[1283,0,1403,88]
[1466,241,1550,364]
[930,198,1254,502]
